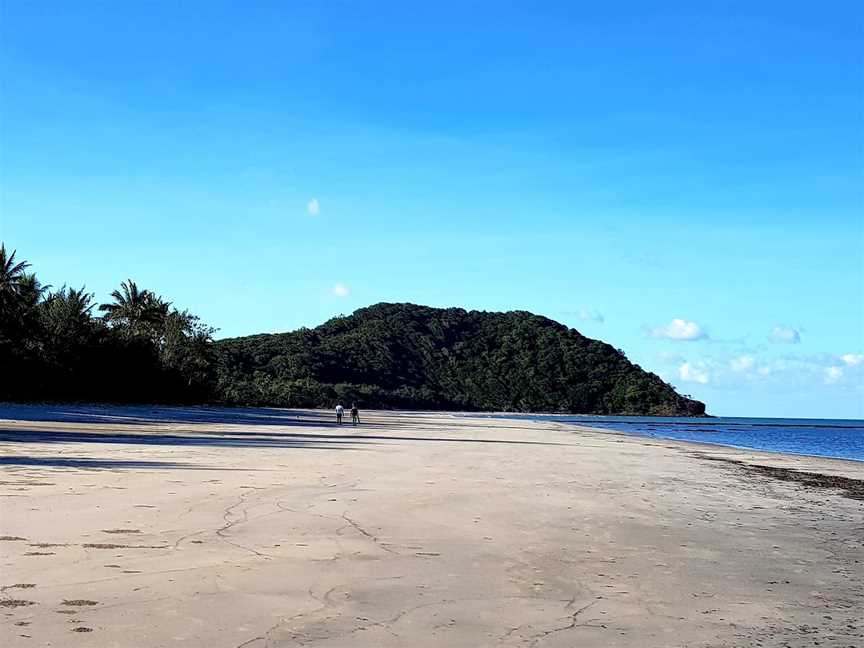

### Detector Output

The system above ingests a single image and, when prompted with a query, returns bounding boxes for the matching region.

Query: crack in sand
[178,491,303,552]
[340,512,398,555]
[499,623,531,641]
[527,600,604,646]
[214,492,276,560]
[233,586,337,648]
[282,595,579,645]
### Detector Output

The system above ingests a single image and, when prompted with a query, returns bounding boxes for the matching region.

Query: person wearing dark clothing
[350,404,360,425]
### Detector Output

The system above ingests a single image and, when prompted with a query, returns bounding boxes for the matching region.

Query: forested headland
[1,244,705,416]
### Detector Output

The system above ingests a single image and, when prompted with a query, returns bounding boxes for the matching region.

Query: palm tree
[145,293,171,325]
[17,273,50,308]
[0,267,49,355]
[63,286,96,317]
[42,286,96,341]
[0,244,31,313]
[99,279,146,323]
[0,246,47,345]
[99,279,170,335]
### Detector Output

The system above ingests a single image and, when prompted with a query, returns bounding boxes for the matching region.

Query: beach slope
[1,406,862,647]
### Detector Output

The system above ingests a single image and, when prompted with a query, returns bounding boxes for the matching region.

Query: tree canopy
[215,303,706,415]
[0,244,215,403]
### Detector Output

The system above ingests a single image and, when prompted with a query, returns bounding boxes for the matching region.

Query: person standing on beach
[350,404,360,425]
[335,404,344,425]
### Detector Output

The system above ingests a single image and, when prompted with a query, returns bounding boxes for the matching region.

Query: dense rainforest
[216,304,705,415]
[1,244,705,416]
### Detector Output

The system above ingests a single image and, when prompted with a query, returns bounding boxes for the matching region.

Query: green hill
[214,303,706,416]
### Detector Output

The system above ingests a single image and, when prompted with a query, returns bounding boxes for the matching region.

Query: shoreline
[2,406,862,646]
[554,423,864,500]
[461,412,864,464]
[566,423,864,468]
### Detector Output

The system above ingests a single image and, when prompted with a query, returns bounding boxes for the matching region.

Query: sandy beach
[1,405,862,648]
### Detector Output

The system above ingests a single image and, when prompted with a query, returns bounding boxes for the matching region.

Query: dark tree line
[1,243,706,415]
[0,244,215,402]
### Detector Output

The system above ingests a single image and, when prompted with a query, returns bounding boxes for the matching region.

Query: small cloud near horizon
[678,361,710,384]
[823,353,864,385]
[307,198,320,216]
[648,318,707,341]
[824,366,843,384]
[730,354,755,372]
[331,282,349,298]
[768,325,801,344]
[577,308,604,323]
[841,353,863,366]
[661,349,863,392]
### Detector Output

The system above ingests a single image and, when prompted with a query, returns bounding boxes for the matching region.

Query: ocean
[475,414,864,462]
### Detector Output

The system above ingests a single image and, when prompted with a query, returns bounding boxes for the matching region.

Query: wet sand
[1,405,862,647]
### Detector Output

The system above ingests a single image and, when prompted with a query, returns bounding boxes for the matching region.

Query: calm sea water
[475,414,864,462]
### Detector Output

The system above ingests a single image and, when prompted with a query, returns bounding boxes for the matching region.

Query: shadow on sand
[0,427,558,448]
[0,403,315,427]
[0,404,566,436]
[0,456,239,470]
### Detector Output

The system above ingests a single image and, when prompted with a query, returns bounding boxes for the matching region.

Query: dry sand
[1,405,862,647]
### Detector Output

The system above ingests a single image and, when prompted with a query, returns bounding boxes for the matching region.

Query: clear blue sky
[1,1,862,418]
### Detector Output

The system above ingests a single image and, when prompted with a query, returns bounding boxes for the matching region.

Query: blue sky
[1,1,862,418]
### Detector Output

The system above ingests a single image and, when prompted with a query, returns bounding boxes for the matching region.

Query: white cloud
[768,325,800,344]
[824,366,844,384]
[678,361,710,384]
[658,348,861,394]
[649,318,707,341]
[307,198,320,216]
[331,282,349,298]
[577,308,604,323]
[730,355,755,372]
